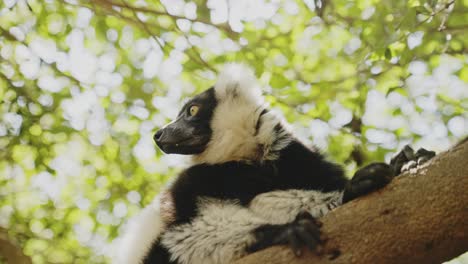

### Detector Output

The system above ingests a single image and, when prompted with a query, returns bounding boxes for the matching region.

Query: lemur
[115,63,435,264]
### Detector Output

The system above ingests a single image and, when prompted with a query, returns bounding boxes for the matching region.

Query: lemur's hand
[343,145,436,203]
[247,211,324,257]
[390,145,435,175]
[342,162,393,203]
[160,191,176,225]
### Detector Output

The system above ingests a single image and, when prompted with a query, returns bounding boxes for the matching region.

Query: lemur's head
[154,63,290,164]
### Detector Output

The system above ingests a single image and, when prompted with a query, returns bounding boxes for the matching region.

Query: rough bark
[235,140,468,264]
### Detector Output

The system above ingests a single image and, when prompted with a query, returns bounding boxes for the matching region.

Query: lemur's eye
[189,105,199,116]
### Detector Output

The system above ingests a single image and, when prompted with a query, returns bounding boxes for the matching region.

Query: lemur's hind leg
[342,145,436,203]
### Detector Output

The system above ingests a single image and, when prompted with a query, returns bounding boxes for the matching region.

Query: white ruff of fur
[249,190,344,224]
[192,63,291,164]
[112,196,164,264]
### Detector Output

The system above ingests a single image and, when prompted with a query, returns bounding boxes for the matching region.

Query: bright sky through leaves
[0,0,467,263]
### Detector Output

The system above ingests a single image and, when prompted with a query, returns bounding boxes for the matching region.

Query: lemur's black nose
[154,130,164,143]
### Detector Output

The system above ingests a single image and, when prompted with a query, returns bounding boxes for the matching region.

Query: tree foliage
[0,0,466,263]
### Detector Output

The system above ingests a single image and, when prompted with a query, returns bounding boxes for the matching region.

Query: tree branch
[0,227,32,264]
[235,139,468,264]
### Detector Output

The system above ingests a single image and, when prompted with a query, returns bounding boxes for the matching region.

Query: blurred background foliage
[0,0,467,263]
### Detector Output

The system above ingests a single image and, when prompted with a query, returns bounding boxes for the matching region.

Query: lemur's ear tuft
[214,63,263,102]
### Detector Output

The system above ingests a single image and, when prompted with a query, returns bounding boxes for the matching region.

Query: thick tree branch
[236,139,468,264]
[0,228,32,264]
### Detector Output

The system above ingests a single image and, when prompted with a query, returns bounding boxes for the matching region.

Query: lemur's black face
[154,88,217,155]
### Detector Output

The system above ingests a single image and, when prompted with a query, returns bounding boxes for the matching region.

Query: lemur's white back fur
[113,196,165,264]
[192,63,291,164]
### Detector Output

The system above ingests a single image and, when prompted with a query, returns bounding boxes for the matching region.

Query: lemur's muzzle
[154,124,188,153]
[154,120,209,155]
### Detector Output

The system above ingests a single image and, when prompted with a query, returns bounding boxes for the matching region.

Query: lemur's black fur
[136,65,435,264]
[166,141,352,226]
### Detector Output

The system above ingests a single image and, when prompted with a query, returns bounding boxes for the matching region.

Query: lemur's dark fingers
[401,145,415,160]
[415,148,436,165]
[390,145,415,174]
[415,148,436,158]
[391,146,436,174]
[247,224,285,253]
[299,218,321,241]
[399,147,436,172]
[288,232,303,257]
[293,211,322,252]
[295,210,322,240]
[249,211,324,256]
[295,225,320,252]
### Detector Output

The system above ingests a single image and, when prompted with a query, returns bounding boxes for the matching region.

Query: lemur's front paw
[390,145,435,175]
[342,162,393,203]
[247,211,323,256]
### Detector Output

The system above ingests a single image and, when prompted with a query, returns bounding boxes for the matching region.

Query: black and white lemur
[114,63,435,264]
